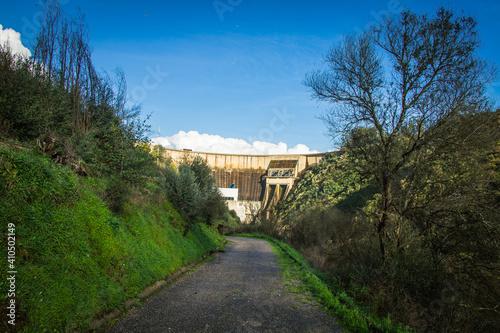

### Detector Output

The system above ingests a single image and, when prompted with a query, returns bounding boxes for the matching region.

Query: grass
[0,147,225,332]
[236,233,414,333]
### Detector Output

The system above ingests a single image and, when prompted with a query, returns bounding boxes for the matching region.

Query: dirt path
[106,237,343,332]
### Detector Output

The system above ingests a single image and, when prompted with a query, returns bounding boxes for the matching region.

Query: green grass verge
[236,233,414,333]
[0,147,225,332]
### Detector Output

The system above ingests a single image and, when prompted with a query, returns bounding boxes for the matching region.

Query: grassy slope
[0,147,224,332]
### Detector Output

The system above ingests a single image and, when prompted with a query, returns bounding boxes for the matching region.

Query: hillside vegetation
[267,8,500,333]
[0,147,225,332]
[271,111,500,332]
[0,2,235,331]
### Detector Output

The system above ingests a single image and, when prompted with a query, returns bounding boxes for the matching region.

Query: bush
[104,175,130,213]
[159,156,227,233]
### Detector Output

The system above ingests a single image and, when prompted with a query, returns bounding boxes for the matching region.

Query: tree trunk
[377,172,393,260]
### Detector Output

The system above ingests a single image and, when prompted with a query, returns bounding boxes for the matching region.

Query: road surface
[106,236,343,332]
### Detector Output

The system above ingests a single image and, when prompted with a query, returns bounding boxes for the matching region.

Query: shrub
[160,157,228,233]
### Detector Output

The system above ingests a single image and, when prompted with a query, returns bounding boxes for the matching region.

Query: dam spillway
[212,169,265,201]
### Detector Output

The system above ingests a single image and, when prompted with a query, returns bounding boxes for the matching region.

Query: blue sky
[1,0,499,153]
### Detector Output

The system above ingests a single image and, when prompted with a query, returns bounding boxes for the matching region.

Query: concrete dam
[162,148,325,222]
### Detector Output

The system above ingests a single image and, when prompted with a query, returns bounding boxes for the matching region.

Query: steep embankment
[0,147,225,332]
[279,152,376,221]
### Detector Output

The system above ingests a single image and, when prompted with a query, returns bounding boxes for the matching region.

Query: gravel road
[106,236,343,332]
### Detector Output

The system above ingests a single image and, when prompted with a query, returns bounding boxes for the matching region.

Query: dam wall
[164,148,324,172]
[161,148,325,222]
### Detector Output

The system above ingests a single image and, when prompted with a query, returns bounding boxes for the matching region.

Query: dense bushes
[276,112,500,332]
[0,43,157,184]
[159,156,228,233]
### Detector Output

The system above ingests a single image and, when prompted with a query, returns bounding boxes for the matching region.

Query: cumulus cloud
[0,25,31,58]
[151,131,319,155]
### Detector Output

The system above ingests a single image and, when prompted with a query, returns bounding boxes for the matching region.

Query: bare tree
[32,0,61,80]
[112,67,141,125]
[32,0,129,133]
[304,8,497,259]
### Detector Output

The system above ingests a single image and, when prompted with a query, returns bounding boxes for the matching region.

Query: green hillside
[0,3,234,331]
[278,151,377,222]
[0,146,225,331]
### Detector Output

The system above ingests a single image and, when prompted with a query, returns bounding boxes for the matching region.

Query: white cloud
[151,131,319,155]
[0,24,31,58]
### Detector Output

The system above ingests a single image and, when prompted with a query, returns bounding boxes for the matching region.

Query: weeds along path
[106,237,343,332]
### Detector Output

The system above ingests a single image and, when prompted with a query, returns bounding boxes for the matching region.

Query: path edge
[89,240,229,332]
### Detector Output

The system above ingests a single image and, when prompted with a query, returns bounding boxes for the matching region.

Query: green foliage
[0,45,71,141]
[0,148,224,332]
[0,5,155,188]
[159,156,228,232]
[279,151,377,232]
[73,120,155,184]
[276,111,500,332]
[103,175,130,213]
[225,210,242,227]
[305,7,497,264]
[161,164,201,225]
